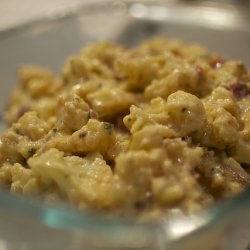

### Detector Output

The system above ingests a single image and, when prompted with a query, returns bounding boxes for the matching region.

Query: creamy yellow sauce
[0,38,249,218]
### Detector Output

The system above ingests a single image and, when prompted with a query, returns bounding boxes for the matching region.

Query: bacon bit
[79,131,88,138]
[214,62,223,69]
[194,173,200,180]
[210,58,224,69]
[195,65,204,77]
[88,109,98,119]
[191,168,200,180]
[227,82,250,98]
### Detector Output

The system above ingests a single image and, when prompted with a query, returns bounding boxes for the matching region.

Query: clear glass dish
[0,1,250,249]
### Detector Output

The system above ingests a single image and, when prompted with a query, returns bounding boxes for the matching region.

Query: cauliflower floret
[203,104,239,149]
[130,124,176,150]
[207,60,249,89]
[204,87,239,120]
[62,42,126,85]
[124,105,156,133]
[166,90,207,136]
[28,148,113,209]
[56,94,90,133]
[115,149,166,206]
[86,87,135,118]
[200,87,241,149]
[70,119,115,156]
[233,138,250,164]
[145,65,200,100]
[10,163,41,196]
[18,65,61,97]
[118,56,159,91]
[13,111,50,141]
[0,130,23,165]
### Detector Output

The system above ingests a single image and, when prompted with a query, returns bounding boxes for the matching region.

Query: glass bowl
[0,1,250,249]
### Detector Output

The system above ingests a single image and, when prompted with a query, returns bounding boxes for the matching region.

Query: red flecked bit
[227,82,250,98]
[210,58,224,69]
[195,65,204,78]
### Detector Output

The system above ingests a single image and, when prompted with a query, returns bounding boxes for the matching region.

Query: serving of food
[0,37,249,219]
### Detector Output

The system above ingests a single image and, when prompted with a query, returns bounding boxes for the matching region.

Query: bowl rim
[0,186,249,246]
[0,0,250,37]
